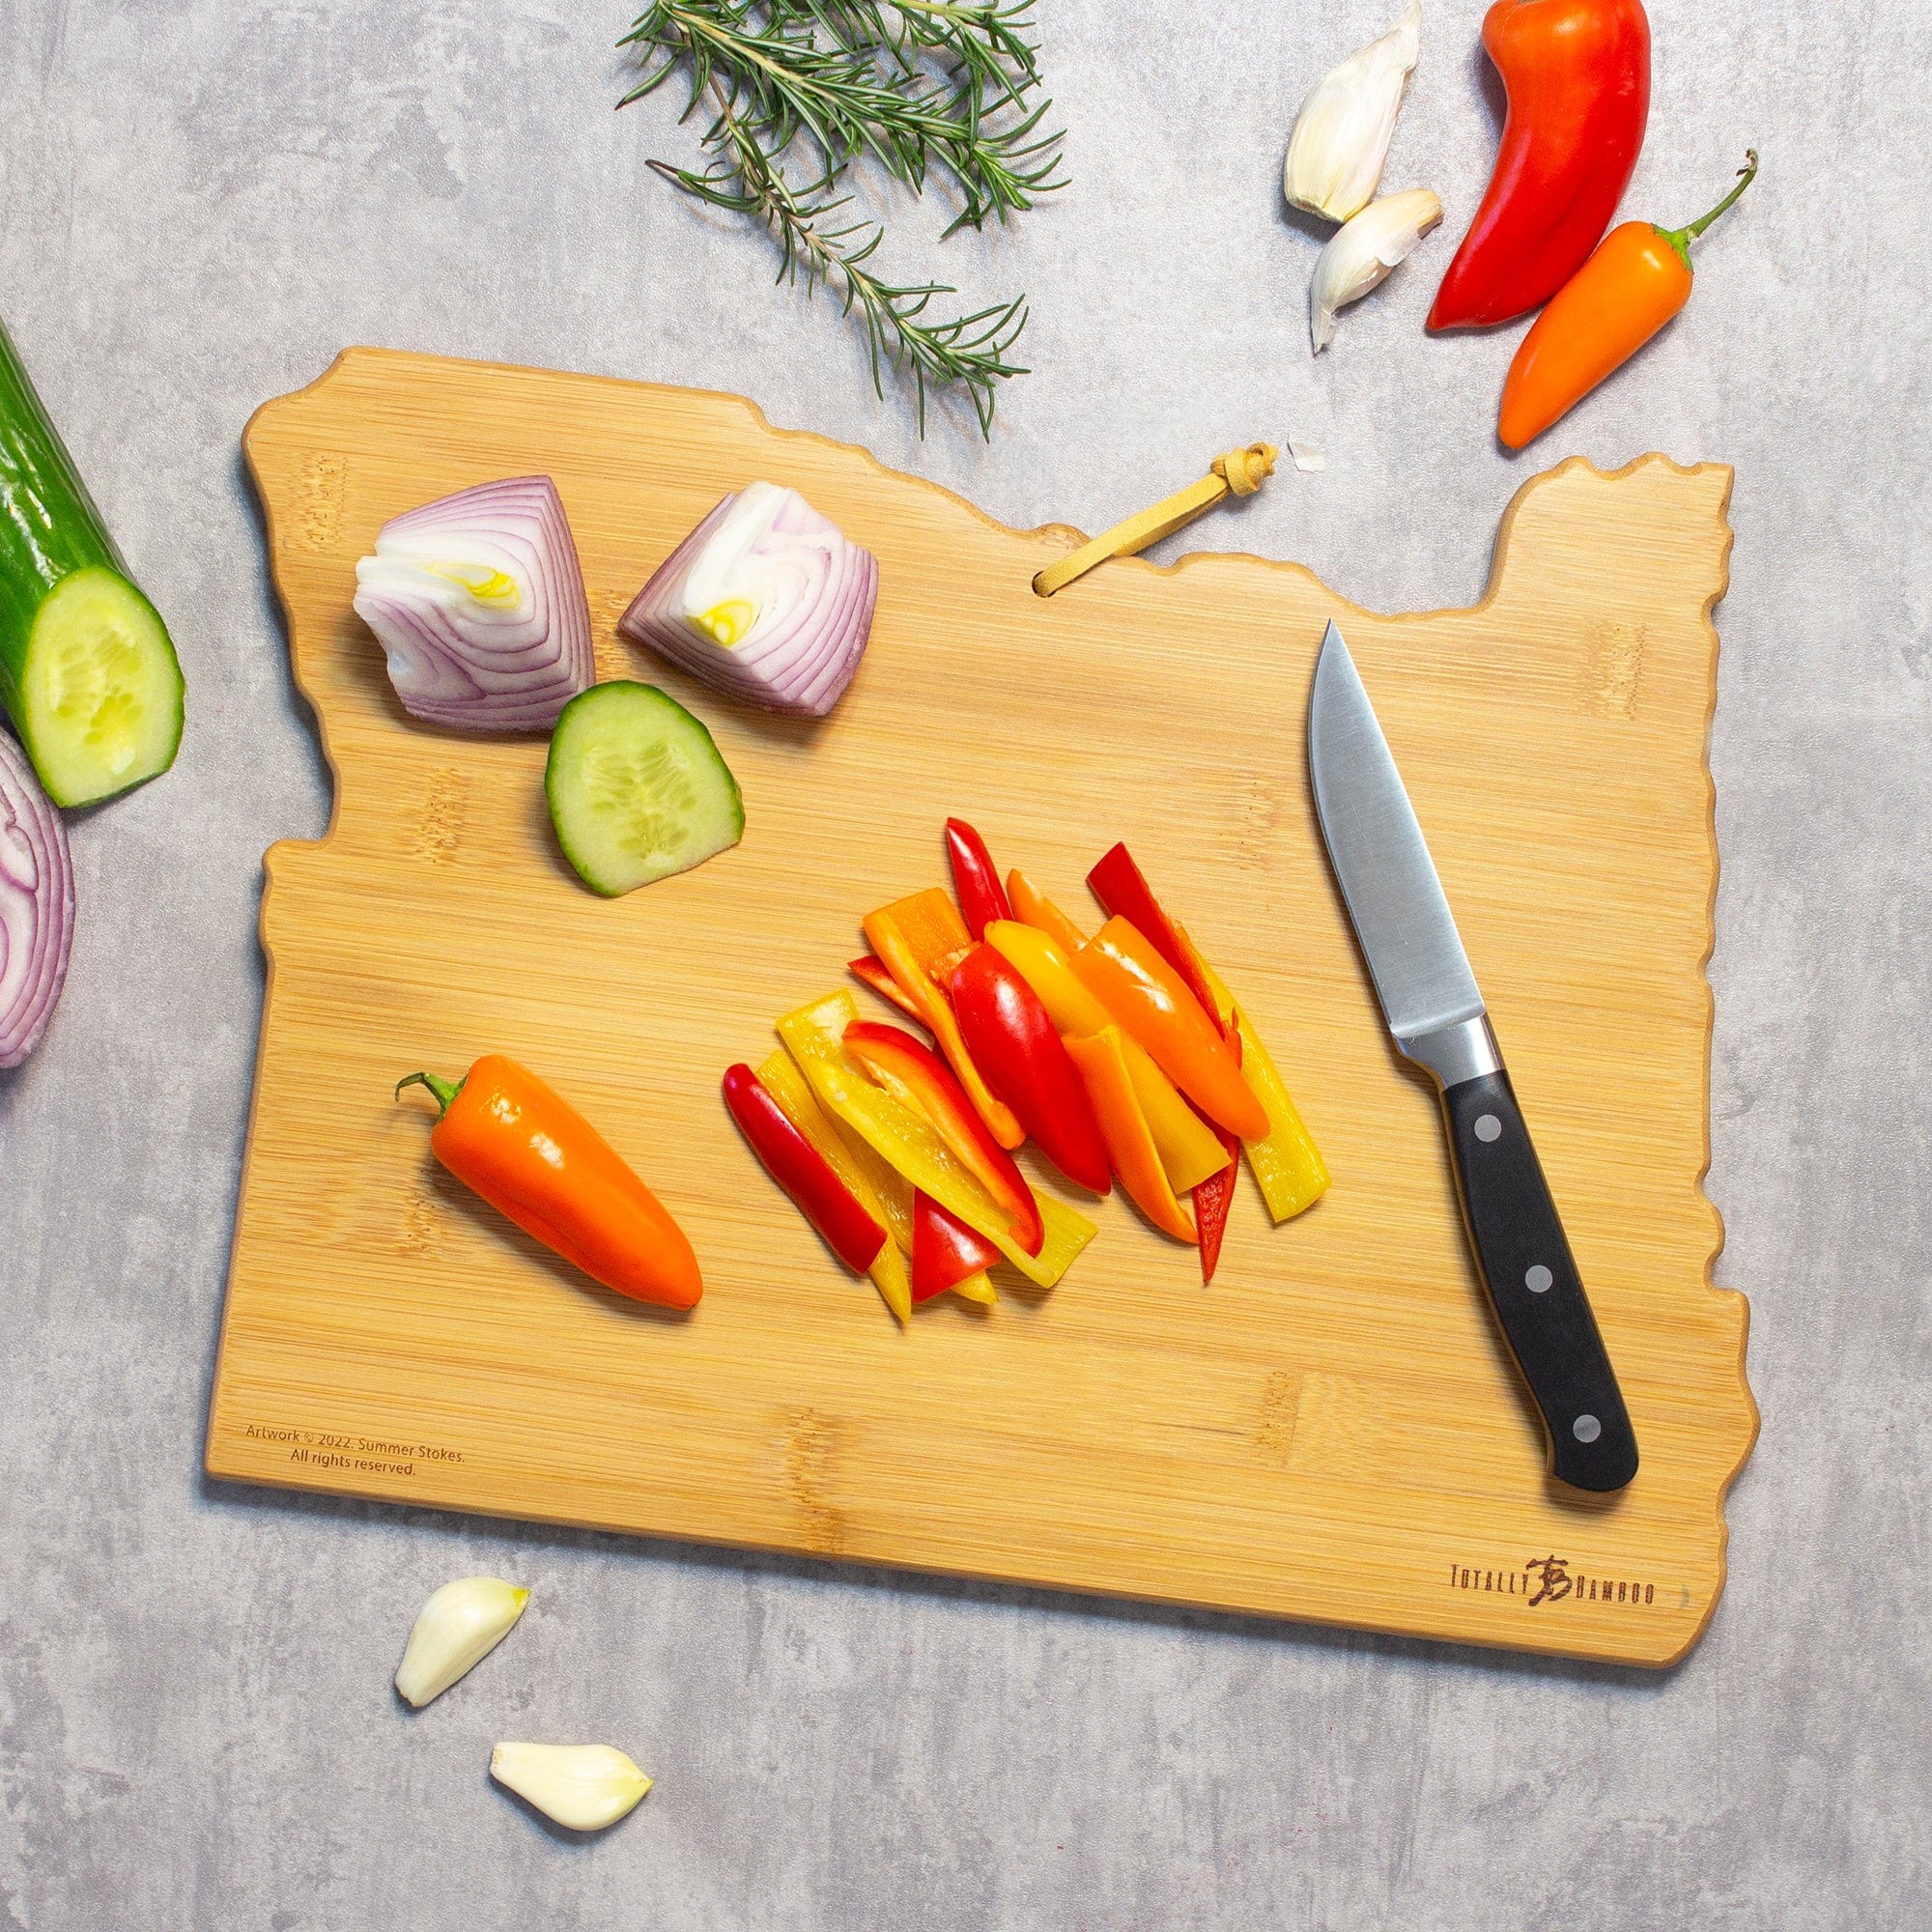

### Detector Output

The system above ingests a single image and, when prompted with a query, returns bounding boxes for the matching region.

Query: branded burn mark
[1446,1552,1661,1609]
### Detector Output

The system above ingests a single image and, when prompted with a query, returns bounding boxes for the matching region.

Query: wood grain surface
[207,347,1756,1665]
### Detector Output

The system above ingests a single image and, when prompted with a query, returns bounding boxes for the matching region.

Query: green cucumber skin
[0,315,185,781]
[545,682,744,897]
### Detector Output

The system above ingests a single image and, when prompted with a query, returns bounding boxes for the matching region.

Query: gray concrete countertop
[3,3,1924,1925]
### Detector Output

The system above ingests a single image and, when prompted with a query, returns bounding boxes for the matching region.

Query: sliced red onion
[353,475,593,731]
[618,482,878,718]
[0,729,75,1069]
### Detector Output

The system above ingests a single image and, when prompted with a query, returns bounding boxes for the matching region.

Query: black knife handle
[1440,1071,1638,1492]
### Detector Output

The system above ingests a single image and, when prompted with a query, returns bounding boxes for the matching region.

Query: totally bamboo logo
[1446,1555,1662,1609]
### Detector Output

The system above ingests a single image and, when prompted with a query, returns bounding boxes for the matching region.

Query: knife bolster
[1399,1014,1502,1088]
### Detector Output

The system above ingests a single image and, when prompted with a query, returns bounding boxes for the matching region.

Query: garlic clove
[1283,0,1423,224]
[1309,188,1443,354]
[394,1577,530,1708]
[490,1743,653,1833]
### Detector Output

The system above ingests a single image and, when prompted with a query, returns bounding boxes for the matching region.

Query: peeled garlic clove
[1310,187,1443,354]
[394,1577,529,1708]
[1283,0,1423,224]
[490,1743,653,1832]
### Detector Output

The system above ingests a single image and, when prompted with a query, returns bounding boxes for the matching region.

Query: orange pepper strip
[398,1056,701,1309]
[1006,868,1089,952]
[1065,1029,1197,1243]
[865,893,1024,1151]
[983,921,1224,1193]
[1070,918,1270,1142]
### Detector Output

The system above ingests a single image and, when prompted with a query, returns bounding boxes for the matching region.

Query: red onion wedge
[618,482,878,719]
[353,475,593,731]
[0,729,75,1069]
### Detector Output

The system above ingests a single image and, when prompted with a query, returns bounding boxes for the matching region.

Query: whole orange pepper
[398,1055,702,1309]
[1500,151,1758,450]
[1070,918,1269,1143]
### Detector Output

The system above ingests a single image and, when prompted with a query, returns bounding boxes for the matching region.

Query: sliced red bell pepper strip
[1086,842,1225,1037]
[1070,917,1268,1142]
[842,1020,1045,1256]
[1065,1027,1197,1243]
[944,818,1012,941]
[911,1189,1002,1302]
[1006,868,1089,952]
[865,891,1024,1150]
[848,952,926,1022]
[945,942,1112,1195]
[1190,1019,1243,1285]
[724,1063,889,1276]
[753,1047,913,1320]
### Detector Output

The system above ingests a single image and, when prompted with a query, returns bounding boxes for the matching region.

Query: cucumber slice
[0,318,185,806]
[545,681,744,895]
[18,569,185,807]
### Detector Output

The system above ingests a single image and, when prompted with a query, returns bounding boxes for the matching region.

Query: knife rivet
[1525,1264,1553,1293]
[1573,1414,1602,1444]
[1474,1114,1502,1143]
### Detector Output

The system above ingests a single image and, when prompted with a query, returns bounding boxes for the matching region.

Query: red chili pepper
[944,817,1012,940]
[848,952,926,1022]
[723,1064,888,1275]
[843,1020,1046,1255]
[397,1056,702,1309]
[1086,843,1225,1037]
[1428,0,1651,331]
[945,943,1112,1195]
[911,1189,1002,1302]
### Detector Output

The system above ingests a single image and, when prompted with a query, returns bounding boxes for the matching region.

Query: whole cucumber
[0,317,184,806]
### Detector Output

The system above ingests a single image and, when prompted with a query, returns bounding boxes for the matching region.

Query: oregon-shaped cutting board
[208,349,1755,1666]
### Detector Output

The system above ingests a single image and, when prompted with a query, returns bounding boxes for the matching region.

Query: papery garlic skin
[394,1577,529,1708]
[490,1743,653,1832]
[1283,1,1424,224]
[1310,188,1443,353]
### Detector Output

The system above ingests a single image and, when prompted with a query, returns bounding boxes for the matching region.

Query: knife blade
[1308,621,1637,1492]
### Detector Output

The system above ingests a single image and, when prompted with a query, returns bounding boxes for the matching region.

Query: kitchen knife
[1307,621,1637,1492]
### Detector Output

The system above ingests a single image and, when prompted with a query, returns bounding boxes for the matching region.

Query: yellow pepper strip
[1065,1028,1197,1243]
[1187,943,1331,1223]
[950,1271,998,1305]
[865,894,1024,1151]
[985,921,1225,1194]
[778,992,1094,1289]
[1006,869,1089,952]
[755,1047,912,1322]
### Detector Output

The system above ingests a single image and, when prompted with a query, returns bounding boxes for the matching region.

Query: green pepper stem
[1662,149,1759,269]
[396,1069,463,1117]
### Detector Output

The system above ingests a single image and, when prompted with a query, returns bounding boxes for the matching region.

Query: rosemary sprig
[619,0,1063,434]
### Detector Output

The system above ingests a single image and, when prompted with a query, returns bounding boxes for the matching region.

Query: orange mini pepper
[1065,1028,1197,1243]
[1500,150,1758,449]
[397,1055,701,1309]
[1070,918,1269,1143]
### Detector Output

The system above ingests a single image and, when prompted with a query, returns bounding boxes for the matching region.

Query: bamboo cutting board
[209,348,1755,1665]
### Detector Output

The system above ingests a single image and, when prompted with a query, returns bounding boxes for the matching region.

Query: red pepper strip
[1006,868,1089,952]
[1191,1026,1244,1285]
[866,891,1024,1150]
[946,943,1113,1196]
[1086,842,1227,1039]
[911,1189,1002,1302]
[944,817,1012,940]
[1428,0,1651,331]
[723,1064,888,1276]
[1071,918,1269,1142]
[397,1057,702,1309]
[848,953,926,1022]
[843,1021,1046,1256]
